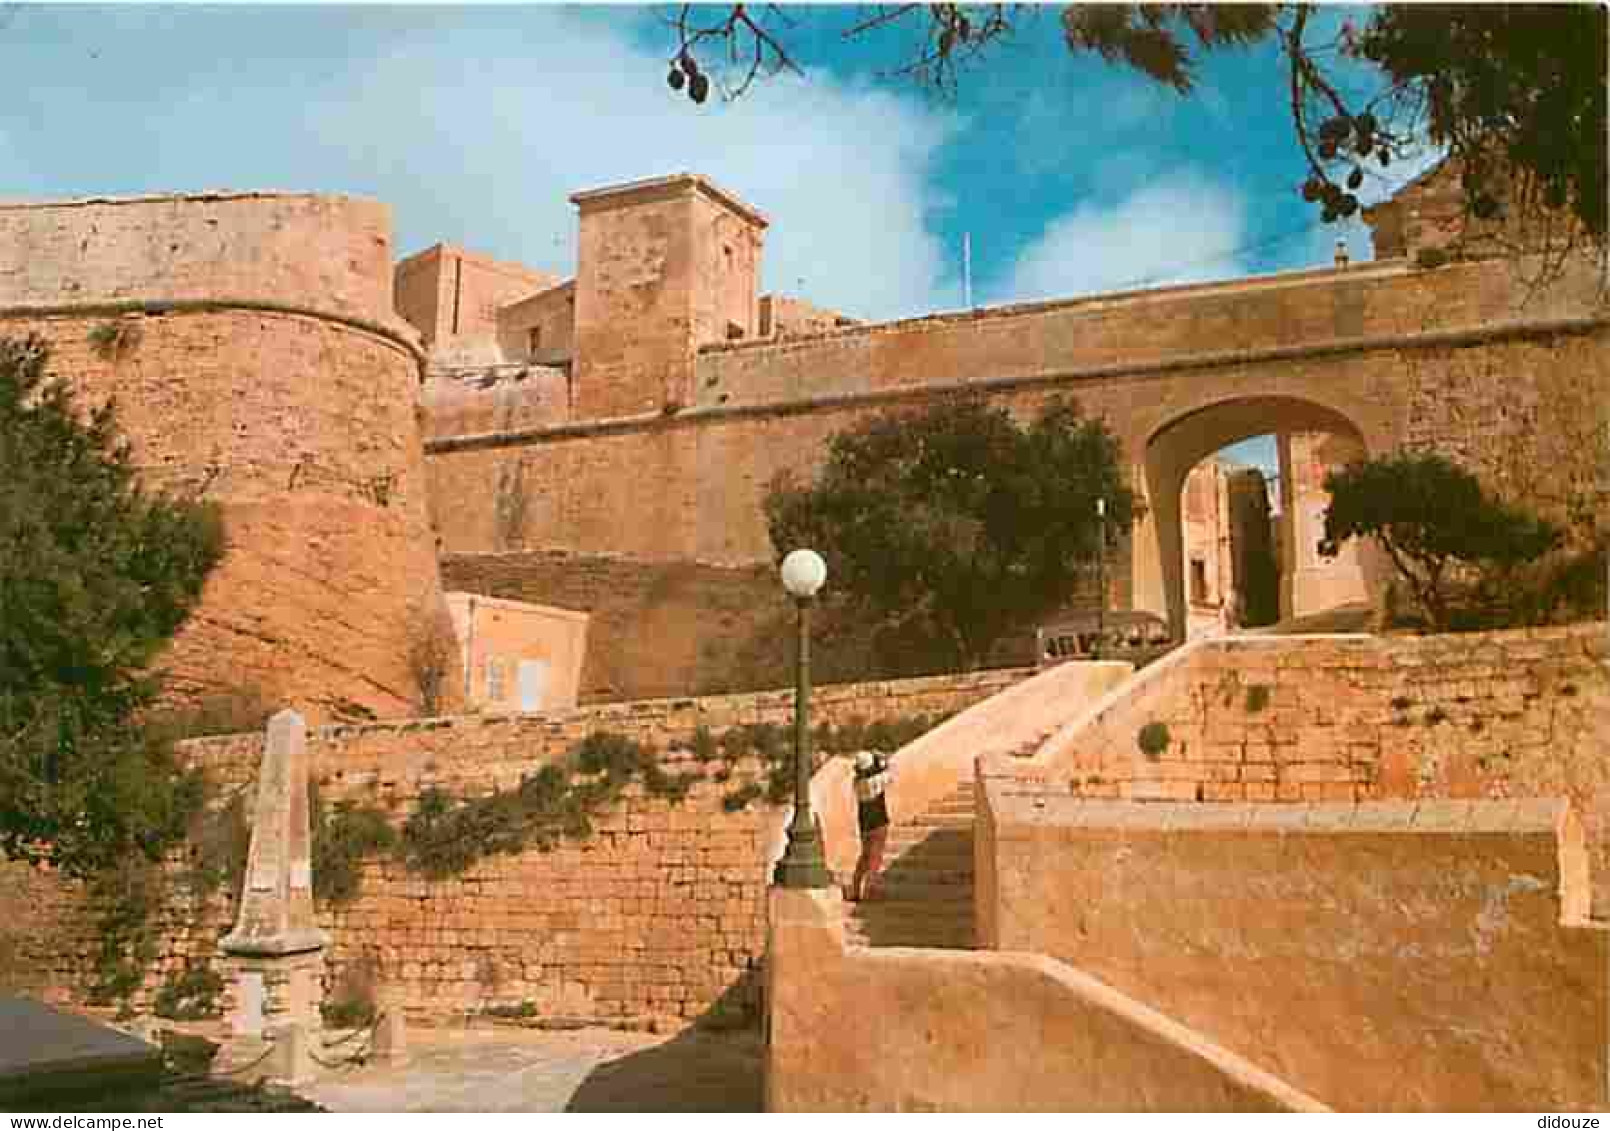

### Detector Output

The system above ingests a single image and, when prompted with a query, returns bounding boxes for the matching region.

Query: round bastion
[0,190,455,721]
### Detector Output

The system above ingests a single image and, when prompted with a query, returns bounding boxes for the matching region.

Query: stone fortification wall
[495,280,575,363]
[0,192,398,321]
[440,550,790,701]
[424,253,1608,568]
[0,192,451,720]
[422,364,573,445]
[2,669,1025,1028]
[978,793,1607,1111]
[394,242,558,355]
[1001,624,1610,900]
[766,889,1326,1112]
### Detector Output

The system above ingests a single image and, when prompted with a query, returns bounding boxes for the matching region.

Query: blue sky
[0,4,1436,471]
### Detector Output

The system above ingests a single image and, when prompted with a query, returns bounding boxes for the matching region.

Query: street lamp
[1094,497,1107,661]
[774,549,831,889]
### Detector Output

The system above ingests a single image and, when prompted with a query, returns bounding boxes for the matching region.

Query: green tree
[668,4,1605,243]
[0,336,225,878]
[1320,451,1560,632]
[764,397,1134,670]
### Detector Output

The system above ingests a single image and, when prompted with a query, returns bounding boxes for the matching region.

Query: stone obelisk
[218,709,329,1084]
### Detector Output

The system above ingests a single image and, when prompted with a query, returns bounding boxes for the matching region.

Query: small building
[444,593,588,714]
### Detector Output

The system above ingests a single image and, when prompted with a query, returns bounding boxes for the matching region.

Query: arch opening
[1132,397,1383,640]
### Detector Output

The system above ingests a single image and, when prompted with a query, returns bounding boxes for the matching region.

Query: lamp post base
[774,824,831,889]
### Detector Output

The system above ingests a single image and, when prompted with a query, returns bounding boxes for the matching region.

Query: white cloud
[997,170,1249,302]
[0,8,960,324]
[296,11,962,322]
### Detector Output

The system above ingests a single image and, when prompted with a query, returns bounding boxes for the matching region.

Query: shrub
[310,784,398,906]
[152,963,224,1021]
[1244,684,1271,714]
[181,789,251,900]
[483,1000,539,1020]
[85,858,165,1007]
[1322,452,1560,631]
[322,958,379,1030]
[87,319,143,361]
[1137,721,1171,760]
[764,396,1135,670]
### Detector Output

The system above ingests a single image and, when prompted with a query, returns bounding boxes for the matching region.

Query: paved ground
[303,1027,764,1113]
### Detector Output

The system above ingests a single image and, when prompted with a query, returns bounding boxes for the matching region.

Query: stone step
[860,879,973,900]
[843,924,975,949]
[886,860,973,881]
[886,836,974,858]
[876,868,974,890]
[848,902,974,927]
[896,811,974,829]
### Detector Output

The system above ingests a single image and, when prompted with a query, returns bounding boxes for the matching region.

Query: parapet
[569,172,770,230]
[0,190,400,326]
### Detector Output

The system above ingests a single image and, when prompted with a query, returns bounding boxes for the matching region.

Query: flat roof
[569,172,769,229]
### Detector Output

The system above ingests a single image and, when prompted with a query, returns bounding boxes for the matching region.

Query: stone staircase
[843,783,978,950]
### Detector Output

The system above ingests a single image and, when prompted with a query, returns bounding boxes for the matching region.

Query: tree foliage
[0,336,225,878]
[764,397,1134,670]
[1320,451,1560,632]
[666,4,1605,244]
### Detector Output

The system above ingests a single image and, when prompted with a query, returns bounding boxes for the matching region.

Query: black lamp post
[773,549,831,889]
[1094,497,1107,660]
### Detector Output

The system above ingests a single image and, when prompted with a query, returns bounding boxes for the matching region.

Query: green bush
[179,788,251,901]
[152,963,224,1021]
[764,397,1135,671]
[483,1000,539,1020]
[85,858,165,1007]
[1137,721,1171,760]
[321,995,377,1030]
[1244,684,1271,714]
[322,958,379,1030]
[311,785,398,906]
[1322,453,1560,632]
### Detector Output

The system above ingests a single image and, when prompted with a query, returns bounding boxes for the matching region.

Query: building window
[527,326,542,356]
[1190,558,1208,604]
[485,656,506,702]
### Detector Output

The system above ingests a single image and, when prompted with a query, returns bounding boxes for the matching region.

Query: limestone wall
[1007,624,1610,901]
[421,365,573,444]
[440,550,788,701]
[694,253,1601,413]
[394,243,557,354]
[444,592,588,713]
[0,192,399,322]
[766,889,1327,1112]
[810,660,1132,879]
[3,669,1027,1028]
[495,281,575,363]
[0,194,451,721]
[424,254,1608,576]
[978,793,1608,1111]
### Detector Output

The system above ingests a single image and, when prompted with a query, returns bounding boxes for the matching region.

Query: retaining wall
[766,888,1327,1112]
[978,791,1609,1111]
[2,668,1028,1028]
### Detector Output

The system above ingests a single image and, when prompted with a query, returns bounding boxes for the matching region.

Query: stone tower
[0,191,457,721]
[569,173,768,420]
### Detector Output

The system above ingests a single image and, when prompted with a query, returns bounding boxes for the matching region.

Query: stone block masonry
[426,248,1608,572]
[1,668,1028,1029]
[0,192,454,721]
[1007,623,1610,903]
[441,550,791,702]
